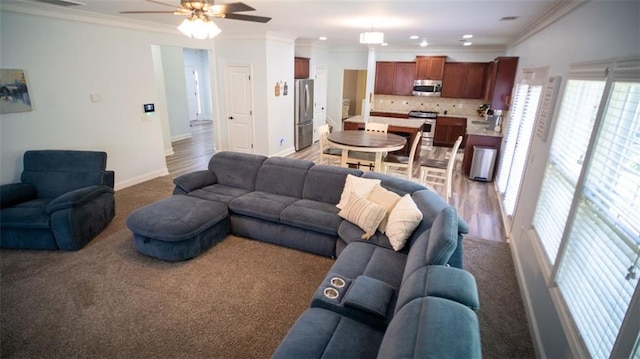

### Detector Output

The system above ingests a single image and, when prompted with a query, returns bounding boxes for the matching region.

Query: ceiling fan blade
[144,0,179,9]
[211,2,255,13]
[221,12,271,23]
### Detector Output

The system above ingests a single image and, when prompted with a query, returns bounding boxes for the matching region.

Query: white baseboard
[164,148,174,156]
[114,168,169,191]
[271,146,296,157]
[171,133,192,142]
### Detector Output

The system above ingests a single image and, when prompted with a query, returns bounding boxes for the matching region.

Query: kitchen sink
[471,120,488,125]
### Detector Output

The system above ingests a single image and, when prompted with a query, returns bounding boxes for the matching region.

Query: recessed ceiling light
[420,39,428,47]
[319,36,327,41]
[381,43,388,46]
[410,35,419,40]
[462,34,473,39]
[463,42,472,46]
[500,16,519,21]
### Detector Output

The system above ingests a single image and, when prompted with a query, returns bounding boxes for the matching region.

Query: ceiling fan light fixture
[359,31,384,44]
[178,15,221,40]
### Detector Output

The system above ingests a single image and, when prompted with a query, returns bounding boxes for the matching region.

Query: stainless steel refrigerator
[294,78,314,151]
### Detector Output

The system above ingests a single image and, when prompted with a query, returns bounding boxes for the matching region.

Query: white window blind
[533,79,605,262]
[531,57,640,358]
[503,85,542,215]
[497,83,528,193]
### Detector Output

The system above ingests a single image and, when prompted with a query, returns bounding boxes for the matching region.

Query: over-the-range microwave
[412,79,442,97]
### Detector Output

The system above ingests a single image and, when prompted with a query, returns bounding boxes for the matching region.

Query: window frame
[529,56,640,359]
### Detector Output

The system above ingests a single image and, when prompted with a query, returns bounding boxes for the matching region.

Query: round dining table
[327,130,407,172]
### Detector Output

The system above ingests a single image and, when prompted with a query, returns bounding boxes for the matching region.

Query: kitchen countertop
[345,114,504,137]
[465,115,504,137]
[344,115,425,129]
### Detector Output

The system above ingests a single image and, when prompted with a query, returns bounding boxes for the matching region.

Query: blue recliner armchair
[0,150,116,250]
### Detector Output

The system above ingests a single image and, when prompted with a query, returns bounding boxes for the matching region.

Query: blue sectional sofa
[128,151,481,358]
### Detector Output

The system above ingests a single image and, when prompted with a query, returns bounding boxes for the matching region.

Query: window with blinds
[533,79,605,262]
[496,69,545,219]
[531,57,640,358]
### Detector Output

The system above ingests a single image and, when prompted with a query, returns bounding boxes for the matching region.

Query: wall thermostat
[143,103,155,113]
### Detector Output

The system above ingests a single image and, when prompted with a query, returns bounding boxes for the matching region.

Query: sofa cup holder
[323,287,339,299]
[330,277,346,288]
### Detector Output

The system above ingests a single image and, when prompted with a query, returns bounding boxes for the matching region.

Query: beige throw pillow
[367,184,401,233]
[386,194,423,251]
[338,193,387,240]
[336,174,381,210]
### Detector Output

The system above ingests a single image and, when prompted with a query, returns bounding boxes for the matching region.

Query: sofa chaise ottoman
[126,195,230,261]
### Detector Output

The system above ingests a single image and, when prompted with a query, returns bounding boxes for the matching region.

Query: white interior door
[224,65,254,153]
[314,67,328,142]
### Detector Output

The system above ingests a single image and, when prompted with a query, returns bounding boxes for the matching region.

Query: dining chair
[345,122,388,170]
[418,135,463,201]
[381,130,423,180]
[364,122,388,133]
[317,124,342,165]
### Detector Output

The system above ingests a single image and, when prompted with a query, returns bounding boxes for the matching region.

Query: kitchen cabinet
[370,111,409,119]
[434,116,467,147]
[484,56,519,110]
[415,56,446,80]
[441,62,488,99]
[374,62,416,95]
[462,134,502,176]
[294,57,310,79]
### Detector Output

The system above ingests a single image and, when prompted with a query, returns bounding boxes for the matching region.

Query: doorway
[342,69,367,118]
[151,45,216,168]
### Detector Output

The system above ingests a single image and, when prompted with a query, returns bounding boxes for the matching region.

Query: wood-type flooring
[165,122,505,242]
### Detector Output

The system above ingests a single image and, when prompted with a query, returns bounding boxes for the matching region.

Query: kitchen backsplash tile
[371,94,485,116]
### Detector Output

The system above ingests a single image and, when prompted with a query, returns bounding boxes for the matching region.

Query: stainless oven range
[408,111,438,149]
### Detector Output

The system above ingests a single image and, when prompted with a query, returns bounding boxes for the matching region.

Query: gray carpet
[1,176,534,358]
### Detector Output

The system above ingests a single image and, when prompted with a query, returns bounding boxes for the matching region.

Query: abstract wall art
[0,69,32,114]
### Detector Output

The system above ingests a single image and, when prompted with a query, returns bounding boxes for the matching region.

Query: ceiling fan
[120,0,271,23]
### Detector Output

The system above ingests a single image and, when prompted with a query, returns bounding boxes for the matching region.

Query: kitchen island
[342,115,424,159]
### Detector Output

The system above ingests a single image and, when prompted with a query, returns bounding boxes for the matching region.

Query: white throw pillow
[386,194,423,251]
[336,174,381,210]
[367,184,401,233]
[338,193,387,240]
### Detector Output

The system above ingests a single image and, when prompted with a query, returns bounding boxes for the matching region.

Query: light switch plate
[90,93,102,103]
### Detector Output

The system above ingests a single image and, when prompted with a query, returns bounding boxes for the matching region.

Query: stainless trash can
[469,146,497,182]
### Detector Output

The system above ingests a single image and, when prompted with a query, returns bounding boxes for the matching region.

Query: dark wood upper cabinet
[374,61,416,95]
[415,56,446,80]
[393,62,416,95]
[441,62,488,99]
[464,63,489,99]
[294,57,310,79]
[484,56,519,110]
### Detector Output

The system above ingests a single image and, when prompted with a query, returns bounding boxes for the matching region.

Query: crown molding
[509,0,588,48]
[0,2,177,35]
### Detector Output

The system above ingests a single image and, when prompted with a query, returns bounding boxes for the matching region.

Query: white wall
[161,46,191,141]
[266,36,295,156]
[0,9,215,189]
[505,1,640,357]
[214,33,298,157]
